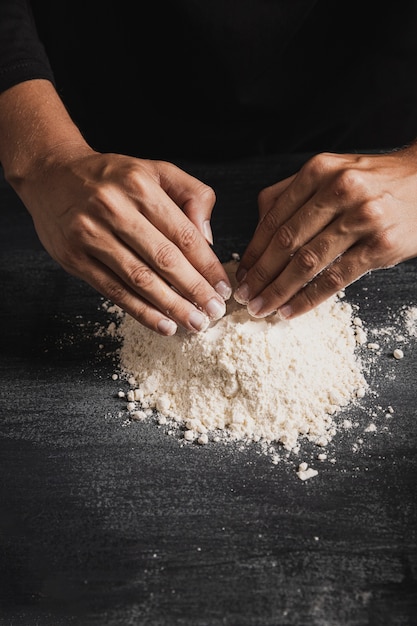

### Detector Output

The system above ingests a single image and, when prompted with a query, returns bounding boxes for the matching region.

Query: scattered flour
[404,305,417,337]
[111,261,368,467]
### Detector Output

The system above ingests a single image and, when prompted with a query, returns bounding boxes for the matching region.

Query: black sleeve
[0,0,55,94]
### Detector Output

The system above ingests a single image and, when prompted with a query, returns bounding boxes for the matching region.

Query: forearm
[0,79,91,192]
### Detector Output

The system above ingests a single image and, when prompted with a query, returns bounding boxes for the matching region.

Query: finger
[86,250,217,334]
[244,218,360,318]
[275,243,372,320]
[90,224,226,329]
[257,175,296,221]
[235,176,294,283]
[115,189,232,301]
[237,171,316,280]
[157,162,216,244]
[78,256,179,336]
[234,196,339,306]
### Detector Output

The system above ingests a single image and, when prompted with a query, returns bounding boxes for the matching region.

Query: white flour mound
[115,261,367,451]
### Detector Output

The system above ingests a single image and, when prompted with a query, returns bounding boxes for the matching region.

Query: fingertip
[215,280,232,301]
[234,282,250,305]
[189,309,210,332]
[157,318,178,336]
[206,297,226,320]
[276,304,292,320]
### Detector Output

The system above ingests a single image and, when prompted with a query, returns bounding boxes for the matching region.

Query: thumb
[183,189,215,245]
[158,163,216,244]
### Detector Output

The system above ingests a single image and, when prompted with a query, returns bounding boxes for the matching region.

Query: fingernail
[203,220,214,245]
[236,267,247,283]
[206,297,226,320]
[189,309,210,332]
[157,318,177,336]
[215,280,232,300]
[234,282,250,305]
[247,296,265,317]
[277,304,292,320]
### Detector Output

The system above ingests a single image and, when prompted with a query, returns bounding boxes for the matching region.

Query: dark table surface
[0,154,416,626]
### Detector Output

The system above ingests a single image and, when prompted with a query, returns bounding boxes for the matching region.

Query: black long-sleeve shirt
[2,1,417,160]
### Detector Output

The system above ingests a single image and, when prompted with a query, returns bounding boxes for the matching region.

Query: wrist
[0,79,91,191]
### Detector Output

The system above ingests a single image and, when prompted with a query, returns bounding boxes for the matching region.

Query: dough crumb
[297,466,319,481]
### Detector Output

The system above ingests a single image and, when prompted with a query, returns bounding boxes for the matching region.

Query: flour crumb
[355,327,368,345]
[297,465,319,481]
[131,410,147,421]
[184,430,196,442]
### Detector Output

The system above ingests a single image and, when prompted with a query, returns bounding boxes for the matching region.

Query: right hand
[19,149,232,335]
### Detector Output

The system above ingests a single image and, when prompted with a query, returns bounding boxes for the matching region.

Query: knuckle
[293,246,320,274]
[198,183,216,206]
[260,209,281,234]
[86,186,131,224]
[369,229,396,258]
[128,264,154,290]
[186,277,207,303]
[304,152,334,177]
[355,200,385,229]
[87,185,116,213]
[176,224,199,252]
[268,281,288,300]
[333,169,365,198]
[153,242,179,271]
[253,262,272,284]
[273,223,297,252]
[198,257,222,279]
[321,264,346,291]
[104,281,126,305]
[67,212,99,244]
[120,164,145,193]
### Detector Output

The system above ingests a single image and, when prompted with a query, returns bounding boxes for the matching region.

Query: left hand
[234,147,417,319]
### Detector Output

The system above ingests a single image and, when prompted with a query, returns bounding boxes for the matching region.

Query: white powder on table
[404,305,417,337]
[113,261,367,455]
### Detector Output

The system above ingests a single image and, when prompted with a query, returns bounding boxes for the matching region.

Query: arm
[234,147,417,318]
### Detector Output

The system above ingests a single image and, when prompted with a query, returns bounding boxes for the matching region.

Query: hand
[0,80,231,335]
[21,149,232,335]
[234,147,417,319]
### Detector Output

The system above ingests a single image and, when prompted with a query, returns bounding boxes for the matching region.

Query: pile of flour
[112,260,367,452]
